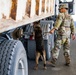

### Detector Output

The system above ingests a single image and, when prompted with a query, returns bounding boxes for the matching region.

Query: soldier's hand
[49,28,55,34]
[72,34,75,40]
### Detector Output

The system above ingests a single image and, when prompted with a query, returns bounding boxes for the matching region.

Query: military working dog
[33,21,47,70]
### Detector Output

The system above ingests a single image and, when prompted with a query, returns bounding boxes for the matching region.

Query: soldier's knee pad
[64,52,69,57]
[64,52,70,63]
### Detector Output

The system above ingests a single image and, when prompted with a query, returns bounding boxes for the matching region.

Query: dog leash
[43,32,50,37]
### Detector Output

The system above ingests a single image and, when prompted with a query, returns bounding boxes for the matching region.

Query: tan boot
[47,58,57,67]
[50,61,56,67]
[65,56,71,66]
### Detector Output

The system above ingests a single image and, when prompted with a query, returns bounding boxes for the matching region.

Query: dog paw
[34,66,38,70]
[43,67,47,70]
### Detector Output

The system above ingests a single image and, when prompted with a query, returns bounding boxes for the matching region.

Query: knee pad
[64,52,69,57]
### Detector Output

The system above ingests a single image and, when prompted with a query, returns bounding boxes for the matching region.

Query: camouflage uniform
[51,4,75,65]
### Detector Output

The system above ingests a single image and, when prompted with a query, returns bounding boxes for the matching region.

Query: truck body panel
[0,0,55,33]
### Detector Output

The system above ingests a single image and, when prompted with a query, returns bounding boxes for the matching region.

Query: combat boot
[47,58,57,67]
[64,56,71,66]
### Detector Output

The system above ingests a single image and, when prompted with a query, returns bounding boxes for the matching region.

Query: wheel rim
[17,59,25,75]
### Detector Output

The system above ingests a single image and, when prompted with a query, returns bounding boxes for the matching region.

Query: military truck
[0,0,75,75]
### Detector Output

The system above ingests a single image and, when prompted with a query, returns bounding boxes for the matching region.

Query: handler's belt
[64,26,70,28]
[64,26,70,31]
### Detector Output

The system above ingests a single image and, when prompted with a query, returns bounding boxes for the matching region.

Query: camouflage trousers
[51,35,70,63]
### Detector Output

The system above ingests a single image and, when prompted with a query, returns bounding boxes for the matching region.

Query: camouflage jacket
[54,12,75,36]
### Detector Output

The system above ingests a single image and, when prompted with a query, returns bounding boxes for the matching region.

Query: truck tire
[0,40,28,75]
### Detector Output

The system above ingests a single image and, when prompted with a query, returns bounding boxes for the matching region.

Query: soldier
[48,4,75,67]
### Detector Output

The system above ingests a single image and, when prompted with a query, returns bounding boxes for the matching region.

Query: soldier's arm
[70,18,75,40]
[49,14,63,34]
[70,18,75,35]
[54,13,63,30]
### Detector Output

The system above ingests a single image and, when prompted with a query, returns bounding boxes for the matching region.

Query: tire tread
[0,40,19,75]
